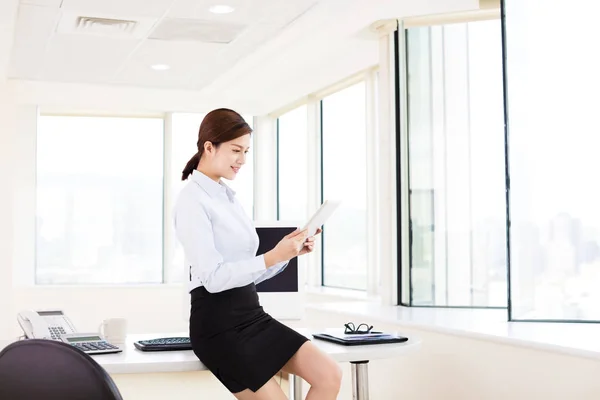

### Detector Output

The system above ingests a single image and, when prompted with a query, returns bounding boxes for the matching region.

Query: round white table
[289,330,421,400]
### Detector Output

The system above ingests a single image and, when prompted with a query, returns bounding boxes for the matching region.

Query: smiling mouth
[231,167,240,173]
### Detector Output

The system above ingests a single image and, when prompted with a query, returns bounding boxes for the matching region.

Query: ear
[204,141,214,154]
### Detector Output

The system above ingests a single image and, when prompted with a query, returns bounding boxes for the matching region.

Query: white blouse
[173,170,289,293]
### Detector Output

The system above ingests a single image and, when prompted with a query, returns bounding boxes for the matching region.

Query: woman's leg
[282,341,342,400]
[232,378,288,400]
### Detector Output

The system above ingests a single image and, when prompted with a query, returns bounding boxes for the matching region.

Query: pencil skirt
[189,283,309,393]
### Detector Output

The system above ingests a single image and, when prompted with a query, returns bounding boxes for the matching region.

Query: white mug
[99,318,127,344]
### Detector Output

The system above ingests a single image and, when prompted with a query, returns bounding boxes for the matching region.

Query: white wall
[13,80,224,115]
[10,286,188,339]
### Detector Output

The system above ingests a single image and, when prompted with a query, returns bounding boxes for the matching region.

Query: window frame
[500,0,600,324]
[274,69,380,293]
[29,73,380,291]
[394,3,598,320]
[29,110,258,287]
[396,16,509,309]
[33,111,167,286]
[318,73,379,293]
[319,81,370,291]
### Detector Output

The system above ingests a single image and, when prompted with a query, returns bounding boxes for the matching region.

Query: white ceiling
[8,0,320,89]
[1,0,480,114]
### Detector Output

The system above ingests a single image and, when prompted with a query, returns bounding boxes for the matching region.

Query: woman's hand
[264,229,308,267]
[298,228,322,256]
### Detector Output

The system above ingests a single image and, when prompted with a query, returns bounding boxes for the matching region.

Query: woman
[173,108,342,400]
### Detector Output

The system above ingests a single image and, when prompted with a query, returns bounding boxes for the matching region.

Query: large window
[321,82,368,290]
[37,112,254,286]
[36,116,164,284]
[405,20,507,307]
[277,105,308,223]
[504,0,600,321]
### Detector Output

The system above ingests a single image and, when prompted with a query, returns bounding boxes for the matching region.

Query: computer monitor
[254,222,305,320]
[181,221,305,322]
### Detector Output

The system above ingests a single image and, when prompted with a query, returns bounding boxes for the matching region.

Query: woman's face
[205,134,251,181]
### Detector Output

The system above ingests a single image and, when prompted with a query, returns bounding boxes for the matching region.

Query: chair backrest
[0,339,123,400]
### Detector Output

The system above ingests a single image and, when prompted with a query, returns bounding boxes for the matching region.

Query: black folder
[312,331,408,346]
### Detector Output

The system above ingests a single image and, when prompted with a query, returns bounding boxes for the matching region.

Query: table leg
[351,361,369,400]
[289,373,303,400]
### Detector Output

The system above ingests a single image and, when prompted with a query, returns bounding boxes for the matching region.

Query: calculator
[60,333,123,355]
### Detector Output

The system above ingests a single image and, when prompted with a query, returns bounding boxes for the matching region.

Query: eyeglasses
[344,322,374,334]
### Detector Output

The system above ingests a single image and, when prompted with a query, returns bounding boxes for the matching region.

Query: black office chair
[0,339,123,400]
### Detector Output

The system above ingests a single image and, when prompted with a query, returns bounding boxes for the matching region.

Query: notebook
[312,329,408,346]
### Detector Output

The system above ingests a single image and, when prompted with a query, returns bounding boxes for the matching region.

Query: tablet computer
[301,200,341,236]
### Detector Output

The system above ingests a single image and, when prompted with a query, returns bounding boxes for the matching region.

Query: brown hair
[182,108,253,180]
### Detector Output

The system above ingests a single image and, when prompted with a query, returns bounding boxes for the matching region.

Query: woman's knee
[284,342,342,392]
[318,362,342,391]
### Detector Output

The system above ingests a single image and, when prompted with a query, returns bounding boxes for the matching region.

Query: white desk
[95,329,420,400]
[1,329,421,400]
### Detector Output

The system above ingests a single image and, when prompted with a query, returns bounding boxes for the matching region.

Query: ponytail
[182,151,201,181]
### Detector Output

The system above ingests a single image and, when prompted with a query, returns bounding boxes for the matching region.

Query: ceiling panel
[8,4,60,79]
[112,39,225,89]
[261,0,320,24]
[167,0,320,25]
[60,0,175,18]
[19,0,62,7]
[149,17,247,44]
[40,34,140,83]
[188,23,283,88]
[8,0,324,88]
[168,0,276,24]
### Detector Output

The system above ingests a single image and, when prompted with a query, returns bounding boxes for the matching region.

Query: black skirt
[189,283,309,393]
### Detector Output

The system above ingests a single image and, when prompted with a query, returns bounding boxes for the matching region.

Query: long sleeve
[254,260,290,285]
[174,198,267,293]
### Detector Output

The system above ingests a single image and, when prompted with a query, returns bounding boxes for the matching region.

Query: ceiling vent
[74,16,137,35]
[149,18,247,44]
[56,11,156,39]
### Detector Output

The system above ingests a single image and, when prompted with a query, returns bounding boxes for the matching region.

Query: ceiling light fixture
[209,5,235,14]
[151,64,170,71]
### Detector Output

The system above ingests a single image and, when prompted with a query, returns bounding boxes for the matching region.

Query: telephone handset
[17,309,77,340]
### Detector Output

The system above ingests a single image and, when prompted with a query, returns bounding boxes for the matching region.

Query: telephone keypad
[49,326,66,340]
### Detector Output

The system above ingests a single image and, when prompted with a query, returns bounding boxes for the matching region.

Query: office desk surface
[93,329,420,374]
[0,329,421,375]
